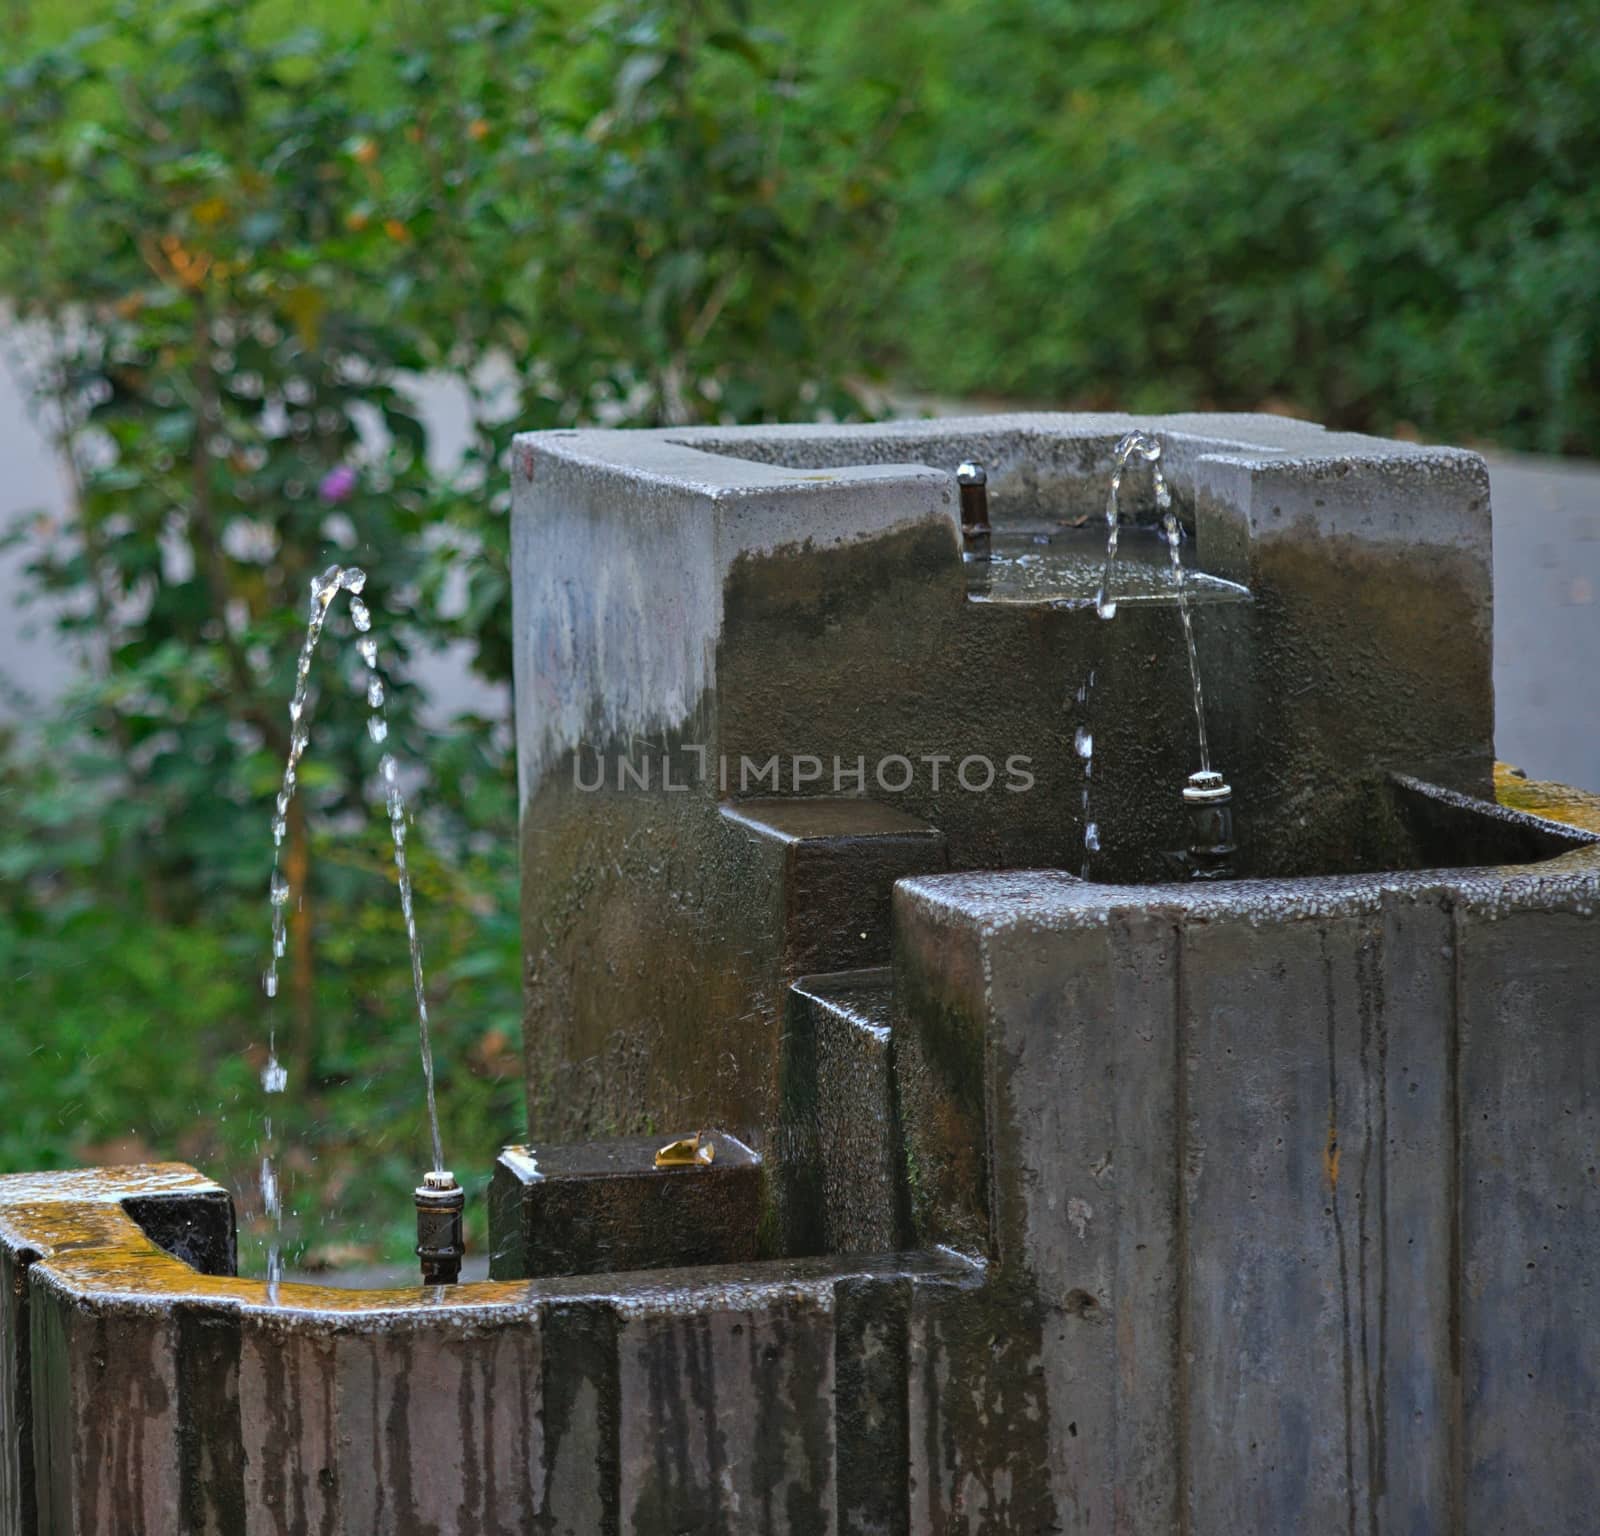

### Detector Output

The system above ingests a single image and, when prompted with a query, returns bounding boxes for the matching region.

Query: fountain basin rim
[0,1163,981,1325]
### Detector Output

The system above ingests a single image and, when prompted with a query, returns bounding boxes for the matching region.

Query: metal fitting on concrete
[415,1169,465,1284]
[956,461,991,562]
[1181,770,1236,880]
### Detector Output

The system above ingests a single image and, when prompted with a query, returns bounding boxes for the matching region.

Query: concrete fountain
[2,412,1597,1534]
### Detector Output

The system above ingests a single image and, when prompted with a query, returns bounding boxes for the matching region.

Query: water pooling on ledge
[967,528,1251,610]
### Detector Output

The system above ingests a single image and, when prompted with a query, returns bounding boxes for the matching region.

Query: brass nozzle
[415,1169,465,1284]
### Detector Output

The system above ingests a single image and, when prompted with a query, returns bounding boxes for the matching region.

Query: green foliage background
[792,0,1600,452]
[0,0,1594,1271]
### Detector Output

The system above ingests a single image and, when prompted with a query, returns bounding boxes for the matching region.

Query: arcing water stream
[259,564,445,1292]
[1161,502,1211,775]
[1094,430,1212,774]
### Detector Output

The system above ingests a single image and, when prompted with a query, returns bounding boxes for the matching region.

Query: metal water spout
[957,460,992,560]
[1181,770,1236,879]
[416,1169,465,1283]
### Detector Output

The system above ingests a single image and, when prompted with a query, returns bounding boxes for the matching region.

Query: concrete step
[779,967,904,1257]
[720,798,946,975]
[489,1131,763,1281]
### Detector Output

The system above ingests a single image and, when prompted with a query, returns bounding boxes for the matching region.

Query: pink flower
[318,465,358,504]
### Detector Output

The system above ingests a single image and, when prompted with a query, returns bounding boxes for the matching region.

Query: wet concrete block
[318,1320,543,1536]
[892,880,995,1259]
[782,969,902,1257]
[489,1133,763,1281]
[894,859,1600,1534]
[239,1319,338,1534]
[0,1243,37,1536]
[615,1289,835,1535]
[123,1186,236,1277]
[722,800,948,976]
[983,908,1184,1534]
[1179,909,1397,1534]
[31,1283,181,1535]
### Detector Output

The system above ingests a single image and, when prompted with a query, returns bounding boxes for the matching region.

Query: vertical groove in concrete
[1373,893,1455,1532]
[1447,901,1466,1536]
[616,1294,837,1536]
[541,1299,620,1536]
[1182,915,1382,1534]
[1321,926,1360,1536]
[833,1275,910,1536]
[241,1320,338,1536]
[1173,921,1191,1536]
[905,1267,1052,1534]
[1104,911,1184,1536]
[176,1307,246,1536]
[27,1287,71,1536]
[1455,900,1600,1532]
[326,1318,544,1536]
[0,1247,38,1536]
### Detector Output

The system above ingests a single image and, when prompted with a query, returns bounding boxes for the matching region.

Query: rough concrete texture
[0,1164,1031,1536]
[780,969,903,1256]
[520,771,953,1176]
[488,1132,762,1280]
[892,803,1600,1534]
[723,801,949,975]
[513,413,1495,1168]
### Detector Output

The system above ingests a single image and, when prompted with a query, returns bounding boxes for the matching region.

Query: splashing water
[1092,430,1212,774]
[1095,431,1169,621]
[1075,670,1098,878]
[259,563,446,1293]
[1161,511,1211,774]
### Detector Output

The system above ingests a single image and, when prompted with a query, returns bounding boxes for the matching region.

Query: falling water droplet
[367,677,384,708]
[357,636,377,667]
[1085,822,1101,852]
[340,567,367,593]
[262,968,278,998]
[368,716,388,743]
[270,870,291,907]
[262,1058,287,1094]
[350,597,371,632]
[1075,726,1093,759]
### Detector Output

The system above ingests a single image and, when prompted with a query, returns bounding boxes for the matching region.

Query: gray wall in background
[2,343,1595,789]
[0,351,78,715]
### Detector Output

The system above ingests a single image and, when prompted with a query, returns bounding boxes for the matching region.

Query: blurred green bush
[794,0,1600,451]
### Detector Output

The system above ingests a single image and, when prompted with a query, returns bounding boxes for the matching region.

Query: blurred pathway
[1486,453,1600,791]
